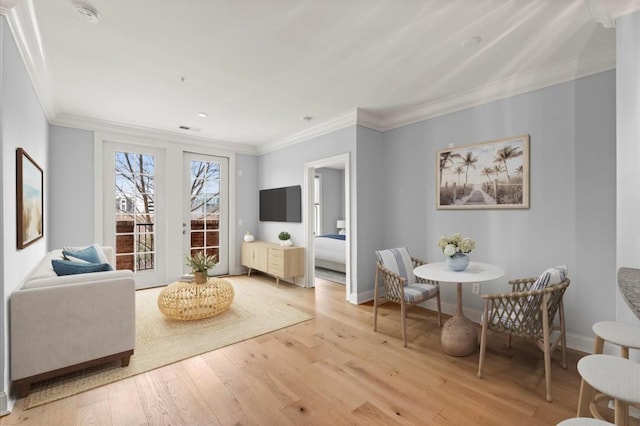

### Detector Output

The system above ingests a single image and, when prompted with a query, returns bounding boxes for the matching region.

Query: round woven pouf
[157,278,234,320]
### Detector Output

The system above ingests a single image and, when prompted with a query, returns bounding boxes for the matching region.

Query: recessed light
[197,112,208,118]
[73,2,100,23]
[461,36,482,48]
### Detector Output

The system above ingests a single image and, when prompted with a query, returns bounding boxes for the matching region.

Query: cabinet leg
[247,268,252,277]
[276,277,280,288]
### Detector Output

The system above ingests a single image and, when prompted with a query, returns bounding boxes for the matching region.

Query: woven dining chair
[373,247,442,347]
[477,265,570,402]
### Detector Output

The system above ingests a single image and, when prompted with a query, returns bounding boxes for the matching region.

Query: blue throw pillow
[52,259,111,276]
[62,245,102,264]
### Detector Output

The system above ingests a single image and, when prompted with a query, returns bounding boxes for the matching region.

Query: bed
[314,234,347,273]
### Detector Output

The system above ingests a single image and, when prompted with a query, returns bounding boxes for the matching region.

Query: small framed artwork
[437,135,530,209]
[16,148,44,248]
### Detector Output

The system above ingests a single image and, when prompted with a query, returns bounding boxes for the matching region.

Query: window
[114,151,156,272]
[189,159,221,261]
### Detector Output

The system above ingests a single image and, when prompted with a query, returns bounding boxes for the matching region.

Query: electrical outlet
[472,282,480,294]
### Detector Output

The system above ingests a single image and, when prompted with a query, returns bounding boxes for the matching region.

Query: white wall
[382,71,616,343]
[257,127,358,297]
[1,16,50,411]
[258,127,356,245]
[616,10,640,325]
[234,153,259,274]
[48,126,95,248]
[354,126,385,300]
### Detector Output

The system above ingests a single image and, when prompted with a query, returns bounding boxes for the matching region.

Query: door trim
[304,153,354,303]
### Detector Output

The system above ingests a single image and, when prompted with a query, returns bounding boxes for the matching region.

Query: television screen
[259,185,301,222]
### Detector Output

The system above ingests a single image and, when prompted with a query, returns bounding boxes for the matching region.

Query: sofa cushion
[52,259,112,276]
[28,250,63,281]
[63,244,110,265]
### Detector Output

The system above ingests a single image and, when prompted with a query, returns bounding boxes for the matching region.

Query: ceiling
[4,0,640,151]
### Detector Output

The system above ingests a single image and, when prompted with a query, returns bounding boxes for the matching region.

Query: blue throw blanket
[318,234,346,241]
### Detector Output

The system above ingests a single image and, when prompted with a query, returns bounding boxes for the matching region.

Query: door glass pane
[115,151,156,273]
[189,159,221,266]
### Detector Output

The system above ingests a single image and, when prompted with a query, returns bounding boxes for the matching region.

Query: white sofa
[10,246,135,398]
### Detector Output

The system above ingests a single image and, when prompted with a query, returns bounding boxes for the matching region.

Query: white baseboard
[0,391,10,417]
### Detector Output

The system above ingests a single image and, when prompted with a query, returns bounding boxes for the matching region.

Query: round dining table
[414,261,505,356]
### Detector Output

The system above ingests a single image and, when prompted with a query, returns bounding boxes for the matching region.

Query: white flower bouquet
[437,233,476,257]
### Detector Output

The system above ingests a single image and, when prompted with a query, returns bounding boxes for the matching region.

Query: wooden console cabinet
[241,241,305,287]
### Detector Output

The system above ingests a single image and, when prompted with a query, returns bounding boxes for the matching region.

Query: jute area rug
[24,277,312,410]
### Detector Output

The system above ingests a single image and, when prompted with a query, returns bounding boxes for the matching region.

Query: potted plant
[437,233,476,271]
[278,231,292,247]
[185,251,218,284]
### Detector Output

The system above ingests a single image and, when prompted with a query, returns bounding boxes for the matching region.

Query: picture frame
[437,135,530,209]
[16,148,44,248]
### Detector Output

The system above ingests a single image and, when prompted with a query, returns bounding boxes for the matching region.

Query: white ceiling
[5,0,640,150]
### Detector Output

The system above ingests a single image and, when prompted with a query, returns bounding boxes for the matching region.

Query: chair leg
[478,302,489,378]
[614,399,628,426]
[577,378,595,417]
[436,291,443,327]
[621,346,630,359]
[401,301,407,348]
[373,266,379,332]
[559,300,567,368]
[542,296,552,402]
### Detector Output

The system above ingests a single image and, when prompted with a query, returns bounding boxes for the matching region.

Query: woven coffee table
[157,278,234,320]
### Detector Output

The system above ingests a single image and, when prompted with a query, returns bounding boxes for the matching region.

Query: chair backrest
[376,247,415,284]
[529,265,568,293]
[521,279,570,334]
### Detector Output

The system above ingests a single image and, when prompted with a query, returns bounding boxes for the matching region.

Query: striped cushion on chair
[522,265,568,323]
[530,265,568,292]
[404,283,439,303]
[376,247,415,284]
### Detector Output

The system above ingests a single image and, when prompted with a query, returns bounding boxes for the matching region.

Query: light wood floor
[2,274,592,425]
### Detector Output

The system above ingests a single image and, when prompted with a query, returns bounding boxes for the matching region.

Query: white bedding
[314,235,346,272]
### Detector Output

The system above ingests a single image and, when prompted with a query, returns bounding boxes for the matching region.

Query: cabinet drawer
[269,263,285,276]
[269,249,284,260]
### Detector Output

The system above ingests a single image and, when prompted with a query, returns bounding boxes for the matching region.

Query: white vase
[280,239,293,247]
[446,252,470,271]
[243,232,254,242]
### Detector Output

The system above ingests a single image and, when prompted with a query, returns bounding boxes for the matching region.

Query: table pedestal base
[441,314,478,356]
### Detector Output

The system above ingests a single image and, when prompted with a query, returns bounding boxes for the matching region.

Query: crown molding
[5,0,56,121]
[584,0,640,28]
[4,0,620,155]
[257,109,360,155]
[0,0,21,15]
[372,48,616,132]
[52,113,258,155]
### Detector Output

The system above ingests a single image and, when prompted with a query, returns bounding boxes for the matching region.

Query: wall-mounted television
[259,185,302,222]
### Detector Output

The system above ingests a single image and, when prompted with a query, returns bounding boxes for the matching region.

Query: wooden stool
[592,321,640,358]
[577,355,640,426]
[590,322,640,421]
[557,418,612,425]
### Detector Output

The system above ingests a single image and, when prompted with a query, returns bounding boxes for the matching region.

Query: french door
[183,153,229,276]
[103,142,165,289]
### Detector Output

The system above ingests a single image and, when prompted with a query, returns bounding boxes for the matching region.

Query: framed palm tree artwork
[437,135,530,209]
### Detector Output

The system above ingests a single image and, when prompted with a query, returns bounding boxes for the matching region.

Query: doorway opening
[304,153,352,302]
